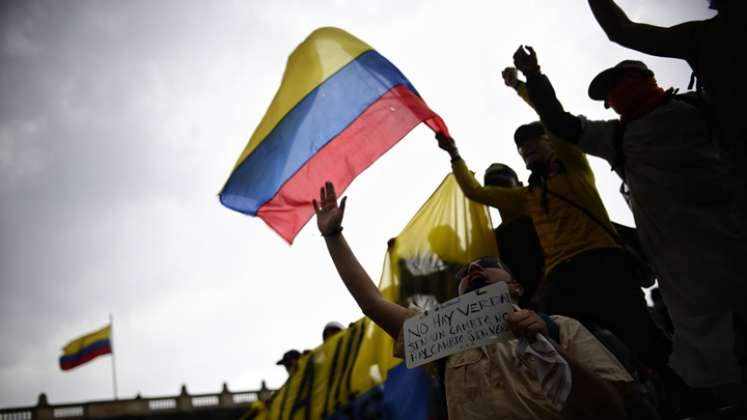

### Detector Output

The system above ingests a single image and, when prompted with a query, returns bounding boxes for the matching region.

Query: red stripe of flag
[257,85,447,243]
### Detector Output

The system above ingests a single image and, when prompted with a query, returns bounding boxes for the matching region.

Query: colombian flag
[59,325,112,371]
[220,27,448,243]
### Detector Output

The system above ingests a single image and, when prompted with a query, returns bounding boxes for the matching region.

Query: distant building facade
[0,383,271,420]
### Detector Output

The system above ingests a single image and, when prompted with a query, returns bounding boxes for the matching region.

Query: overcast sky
[0,0,714,408]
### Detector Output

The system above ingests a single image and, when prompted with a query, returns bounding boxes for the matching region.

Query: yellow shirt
[451,107,619,273]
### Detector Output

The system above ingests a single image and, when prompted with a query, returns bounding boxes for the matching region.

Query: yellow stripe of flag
[62,325,111,356]
[228,27,372,174]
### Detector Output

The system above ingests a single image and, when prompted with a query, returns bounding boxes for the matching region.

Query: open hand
[513,45,540,76]
[508,309,549,340]
[313,182,346,236]
[502,67,520,89]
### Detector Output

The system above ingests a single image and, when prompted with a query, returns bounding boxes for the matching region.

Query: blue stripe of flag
[220,50,418,215]
[59,339,111,370]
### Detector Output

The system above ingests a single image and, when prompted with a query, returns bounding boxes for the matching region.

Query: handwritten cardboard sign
[403,282,515,368]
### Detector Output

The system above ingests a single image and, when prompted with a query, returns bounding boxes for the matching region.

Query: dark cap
[322,321,344,340]
[484,163,518,186]
[276,349,301,366]
[514,122,545,148]
[588,60,654,101]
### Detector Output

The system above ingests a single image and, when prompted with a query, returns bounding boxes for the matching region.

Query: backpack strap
[541,187,623,245]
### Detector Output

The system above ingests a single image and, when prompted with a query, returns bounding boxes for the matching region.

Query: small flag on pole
[59,324,112,371]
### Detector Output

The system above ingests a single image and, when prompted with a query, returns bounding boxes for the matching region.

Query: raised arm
[513,46,583,143]
[435,132,525,216]
[436,132,492,204]
[502,67,589,172]
[502,67,533,108]
[313,182,408,339]
[587,0,703,60]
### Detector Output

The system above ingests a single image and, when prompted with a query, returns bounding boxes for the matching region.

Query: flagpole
[110,313,119,400]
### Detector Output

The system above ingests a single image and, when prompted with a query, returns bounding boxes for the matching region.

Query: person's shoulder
[670,91,706,110]
[489,184,531,199]
[577,114,617,127]
[547,314,590,338]
[650,93,705,121]
[549,133,588,164]
[548,314,580,326]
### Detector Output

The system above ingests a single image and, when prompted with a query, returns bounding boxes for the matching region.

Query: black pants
[540,247,672,369]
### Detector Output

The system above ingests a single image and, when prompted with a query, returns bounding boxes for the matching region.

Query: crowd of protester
[266,1,746,419]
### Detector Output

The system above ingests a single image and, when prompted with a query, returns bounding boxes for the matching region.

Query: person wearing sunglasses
[313,182,632,420]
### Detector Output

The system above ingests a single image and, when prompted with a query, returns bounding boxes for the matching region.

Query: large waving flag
[59,324,112,371]
[220,27,448,243]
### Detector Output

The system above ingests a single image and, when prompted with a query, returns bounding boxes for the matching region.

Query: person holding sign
[313,181,632,420]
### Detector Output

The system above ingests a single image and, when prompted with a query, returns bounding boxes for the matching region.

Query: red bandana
[607,76,668,122]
